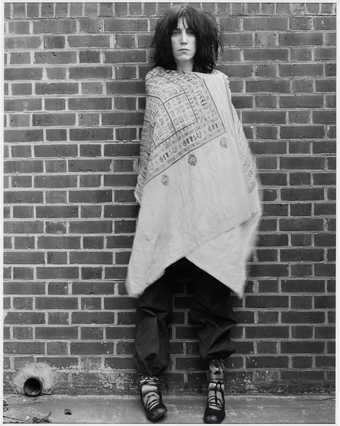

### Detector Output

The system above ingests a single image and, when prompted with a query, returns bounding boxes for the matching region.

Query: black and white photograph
[2,0,336,423]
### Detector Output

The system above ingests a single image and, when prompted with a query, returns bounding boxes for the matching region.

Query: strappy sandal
[204,359,226,423]
[139,376,167,423]
[204,381,225,423]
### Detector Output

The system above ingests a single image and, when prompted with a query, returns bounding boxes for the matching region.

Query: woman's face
[171,17,196,72]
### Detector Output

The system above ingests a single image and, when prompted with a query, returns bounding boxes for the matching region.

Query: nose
[180,30,188,43]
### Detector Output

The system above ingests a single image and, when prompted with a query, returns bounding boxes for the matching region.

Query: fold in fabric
[126,66,262,298]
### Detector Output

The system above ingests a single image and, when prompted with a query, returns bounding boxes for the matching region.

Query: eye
[186,28,195,35]
[171,28,181,35]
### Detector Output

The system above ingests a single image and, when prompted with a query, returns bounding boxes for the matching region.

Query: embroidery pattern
[143,71,225,183]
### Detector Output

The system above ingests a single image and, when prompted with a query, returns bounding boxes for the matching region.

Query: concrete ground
[3,394,335,424]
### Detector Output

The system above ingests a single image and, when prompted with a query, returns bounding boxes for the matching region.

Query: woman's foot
[139,376,167,423]
[203,359,225,423]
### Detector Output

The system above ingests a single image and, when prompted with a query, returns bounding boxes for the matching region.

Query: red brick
[103,205,137,219]
[80,206,102,218]
[245,296,288,308]
[281,341,324,354]
[281,370,324,381]
[36,83,78,95]
[246,80,290,93]
[315,356,335,368]
[279,64,323,77]
[104,18,147,32]
[243,16,288,31]
[106,81,145,95]
[5,342,45,354]
[5,251,44,265]
[70,221,112,234]
[114,220,136,234]
[256,249,277,262]
[245,326,288,339]
[12,297,33,310]
[5,160,43,174]
[10,52,31,65]
[35,51,77,64]
[36,327,78,339]
[290,48,312,62]
[104,267,126,279]
[106,327,135,339]
[72,312,115,324]
[69,66,112,79]
[43,35,65,49]
[48,312,69,324]
[71,342,113,355]
[314,16,336,30]
[279,33,323,46]
[81,327,103,339]
[106,235,134,249]
[32,113,75,126]
[48,282,68,295]
[244,49,288,61]
[315,79,336,93]
[70,251,112,264]
[34,145,77,157]
[79,51,100,63]
[13,326,33,339]
[103,297,136,310]
[69,159,109,173]
[5,36,42,50]
[68,35,110,47]
[104,357,134,369]
[315,296,335,309]
[281,188,324,201]
[46,129,67,141]
[315,327,334,339]
[5,191,43,204]
[46,68,66,80]
[37,267,78,279]
[279,95,323,109]
[257,342,277,354]
[313,111,336,124]
[282,311,325,324]
[33,19,76,33]
[5,68,43,81]
[104,175,137,187]
[70,128,113,141]
[257,311,279,322]
[5,129,43,142]
[4,282,45,295]
[11,84,33,96]
[246,356,288,369]
[69,190,112,203]
[292,357,313,368]
[79,175,101,187]
[5,312,45,324]
[47,254,66,268]
[289,16,312,30]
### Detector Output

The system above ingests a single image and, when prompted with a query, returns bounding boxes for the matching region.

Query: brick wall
[4,2,336,394]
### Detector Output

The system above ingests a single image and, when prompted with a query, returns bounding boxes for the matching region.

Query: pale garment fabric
[125,66,262,298]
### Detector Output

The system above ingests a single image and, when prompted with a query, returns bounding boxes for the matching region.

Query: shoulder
[145,66,166,82]
[212,68,230,82]
[144,67,167,92]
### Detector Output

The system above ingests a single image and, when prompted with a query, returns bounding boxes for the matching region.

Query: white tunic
[125,67,262,298]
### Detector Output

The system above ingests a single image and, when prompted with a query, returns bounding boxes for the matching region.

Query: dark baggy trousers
[135,258,236,376]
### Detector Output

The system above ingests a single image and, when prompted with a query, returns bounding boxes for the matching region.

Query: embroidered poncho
[125,66,262,298]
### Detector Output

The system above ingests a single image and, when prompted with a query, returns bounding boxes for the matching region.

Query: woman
[125,5,262,423]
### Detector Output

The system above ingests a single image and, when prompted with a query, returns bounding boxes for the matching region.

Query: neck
[176,61,193,73]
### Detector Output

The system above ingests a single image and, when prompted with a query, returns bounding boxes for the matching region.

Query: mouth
[178,49,189,52]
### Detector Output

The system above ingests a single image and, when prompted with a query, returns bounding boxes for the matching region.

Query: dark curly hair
[151,5,222,74]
